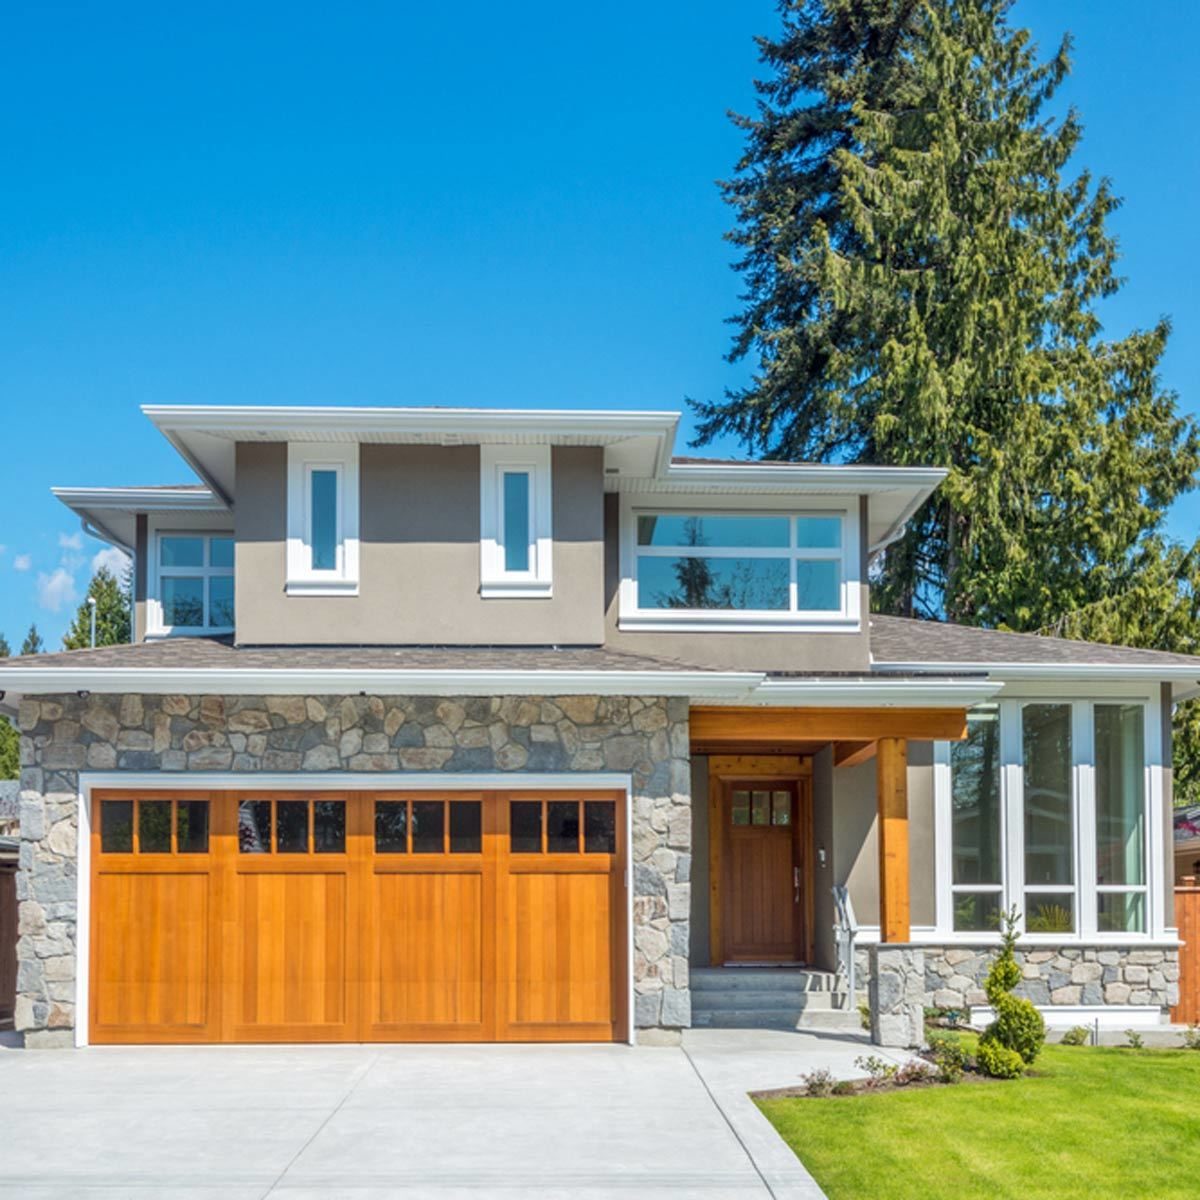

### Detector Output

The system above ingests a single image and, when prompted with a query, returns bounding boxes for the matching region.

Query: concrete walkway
[0,1030,907,1199]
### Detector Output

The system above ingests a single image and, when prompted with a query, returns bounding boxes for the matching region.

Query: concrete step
[691,1007,863,1032]
[691,989,844,1013]
[691,968,841,994]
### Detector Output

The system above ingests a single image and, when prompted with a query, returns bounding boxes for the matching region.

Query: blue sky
[1,1,1196,649]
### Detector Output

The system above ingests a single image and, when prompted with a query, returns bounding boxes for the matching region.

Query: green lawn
[758,1045,1200,1199]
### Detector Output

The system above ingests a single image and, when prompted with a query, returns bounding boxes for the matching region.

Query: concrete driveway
[0,1031,890,1198]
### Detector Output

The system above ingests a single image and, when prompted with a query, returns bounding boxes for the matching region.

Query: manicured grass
[758,1045,1200,1199]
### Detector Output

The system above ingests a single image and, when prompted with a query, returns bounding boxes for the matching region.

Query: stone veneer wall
[16,691,691,1047]
[855,944,1180,1015]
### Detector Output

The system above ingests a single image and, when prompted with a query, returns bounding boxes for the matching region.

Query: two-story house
[3,404,1194,1048]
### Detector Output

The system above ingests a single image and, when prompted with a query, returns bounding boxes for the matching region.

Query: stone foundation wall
[16,691,691,1047]
[854,943,1180,1015]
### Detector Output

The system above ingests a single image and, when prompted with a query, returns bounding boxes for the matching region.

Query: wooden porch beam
[833,741,876,769]
[876,736,910,943]
[690,706,968,749]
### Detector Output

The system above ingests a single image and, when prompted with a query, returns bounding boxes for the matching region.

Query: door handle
[794,866,801,904]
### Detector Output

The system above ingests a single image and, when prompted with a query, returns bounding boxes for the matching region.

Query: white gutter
[877,661,1200,682]
[730,676,1004,708]
[52,486,227,510]
[0,666,762,698]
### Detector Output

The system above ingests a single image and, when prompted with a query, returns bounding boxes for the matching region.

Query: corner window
[620,506,858,630]
[150,533,235,634]
[286,443,359,595]
[937,696,1160,941]
[480,446,552,597]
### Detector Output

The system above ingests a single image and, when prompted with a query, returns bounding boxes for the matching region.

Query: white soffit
[52,487,229,551]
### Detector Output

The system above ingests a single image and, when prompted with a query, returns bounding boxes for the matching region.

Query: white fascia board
[661,462,947,492]
[731,676,1004,708]
[877,660,1200,682]
[51,486,226,510]
[142,404,681,443]
[0,666,762,698]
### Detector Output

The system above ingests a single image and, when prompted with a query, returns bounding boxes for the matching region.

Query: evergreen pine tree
[20,624,44,656]
[0,632,9,657]
[695,0,1199,626]
[0,718,16,780]
[62,566,132,650]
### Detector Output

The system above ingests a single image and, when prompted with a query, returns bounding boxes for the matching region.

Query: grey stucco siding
[16,691,691,1047]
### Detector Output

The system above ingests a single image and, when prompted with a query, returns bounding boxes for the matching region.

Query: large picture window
[939,696,1160,942]
[151,533,234,634]
[624,509,854,628]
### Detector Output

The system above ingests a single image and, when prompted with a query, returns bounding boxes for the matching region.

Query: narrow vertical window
[1022,703,1075,933]
[950,705,1003,932]
[309,469,338,571]
[1095,704,1147,933]
[503,471,530,571]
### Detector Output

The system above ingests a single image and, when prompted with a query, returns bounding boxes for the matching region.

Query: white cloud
[13,554,32,572]
[92,546,130,576]
[58,531,84,551]
[37,567,78,613]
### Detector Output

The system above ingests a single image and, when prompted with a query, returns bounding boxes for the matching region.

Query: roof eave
[876,660,1200,683]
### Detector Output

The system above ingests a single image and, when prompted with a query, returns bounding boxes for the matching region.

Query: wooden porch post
[876,737,910,943]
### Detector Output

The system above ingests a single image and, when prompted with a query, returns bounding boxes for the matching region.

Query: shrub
[977,1039,1024,1079]
[802,1068,836,1097]
[895,1059,935,1086]
[1124,1029,1145,1050]
[1060,1025,1090,1047]
[831,1079,857,1096]
[926,1032,969,1083]
[1183,1024,1200,1051]
[858,1001,871,1031]
[855,1054,898,1087]
[978,908,1044,1078]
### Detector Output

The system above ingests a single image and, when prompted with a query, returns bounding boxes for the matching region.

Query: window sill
[480,579,553,599]
[146,627,235,640]
[618,612,860,634]
[285,578,360,597]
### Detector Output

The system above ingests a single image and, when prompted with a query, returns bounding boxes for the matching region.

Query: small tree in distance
[20,624,44,656]
[62,566,132,650]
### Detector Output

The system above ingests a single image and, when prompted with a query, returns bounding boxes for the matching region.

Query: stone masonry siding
[855,944,1179,1015]
[16,691,691,1047]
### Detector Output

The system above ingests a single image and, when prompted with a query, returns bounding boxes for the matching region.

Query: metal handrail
[832,884,858,1011]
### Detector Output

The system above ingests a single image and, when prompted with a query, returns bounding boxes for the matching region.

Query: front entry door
[705,763,811,969]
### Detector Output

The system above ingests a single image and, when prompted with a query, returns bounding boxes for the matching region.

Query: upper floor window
[149,533,234,635]
[286,443,359,595]
[479,445,552,598]
[619,506,859,630]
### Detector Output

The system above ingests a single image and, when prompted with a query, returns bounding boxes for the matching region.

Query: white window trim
[934,688,1165,943]
[479,445,552,598]
[146,529,235,638]
[286,442,360,596]
[617,496,861,632]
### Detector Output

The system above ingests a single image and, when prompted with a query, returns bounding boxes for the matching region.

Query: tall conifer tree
[695,0,1199,626]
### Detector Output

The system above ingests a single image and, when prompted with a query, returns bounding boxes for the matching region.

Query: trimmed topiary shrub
[1060,1025,1090,1047]
[976,1038,1024,1079]
[977,908,1045,1078]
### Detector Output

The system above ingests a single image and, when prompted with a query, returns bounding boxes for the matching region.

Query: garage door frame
[75,771,635,1048]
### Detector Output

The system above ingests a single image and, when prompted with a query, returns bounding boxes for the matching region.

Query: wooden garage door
[89,789,626,1044]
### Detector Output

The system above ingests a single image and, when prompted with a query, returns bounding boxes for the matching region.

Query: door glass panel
[176,800,209,854]
[547,801,580,853]
[375,801,408,853]
[510,801,542,853]
[276,801,309,853]
[584,801,617,853]
[731,791,750,826]
[1025,893,1075,934]
[139,800,172,853]
[751,790,770,826]
[503,471,530,572]
[160,536,204,567]
[310,468,338,571]
[411,801,445,853]
[771,791,791,826]
[449,801,482,853]
[161,576,204,627]
[100,800,133,853]
[238,800,272,853]
[313,801,346,853]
